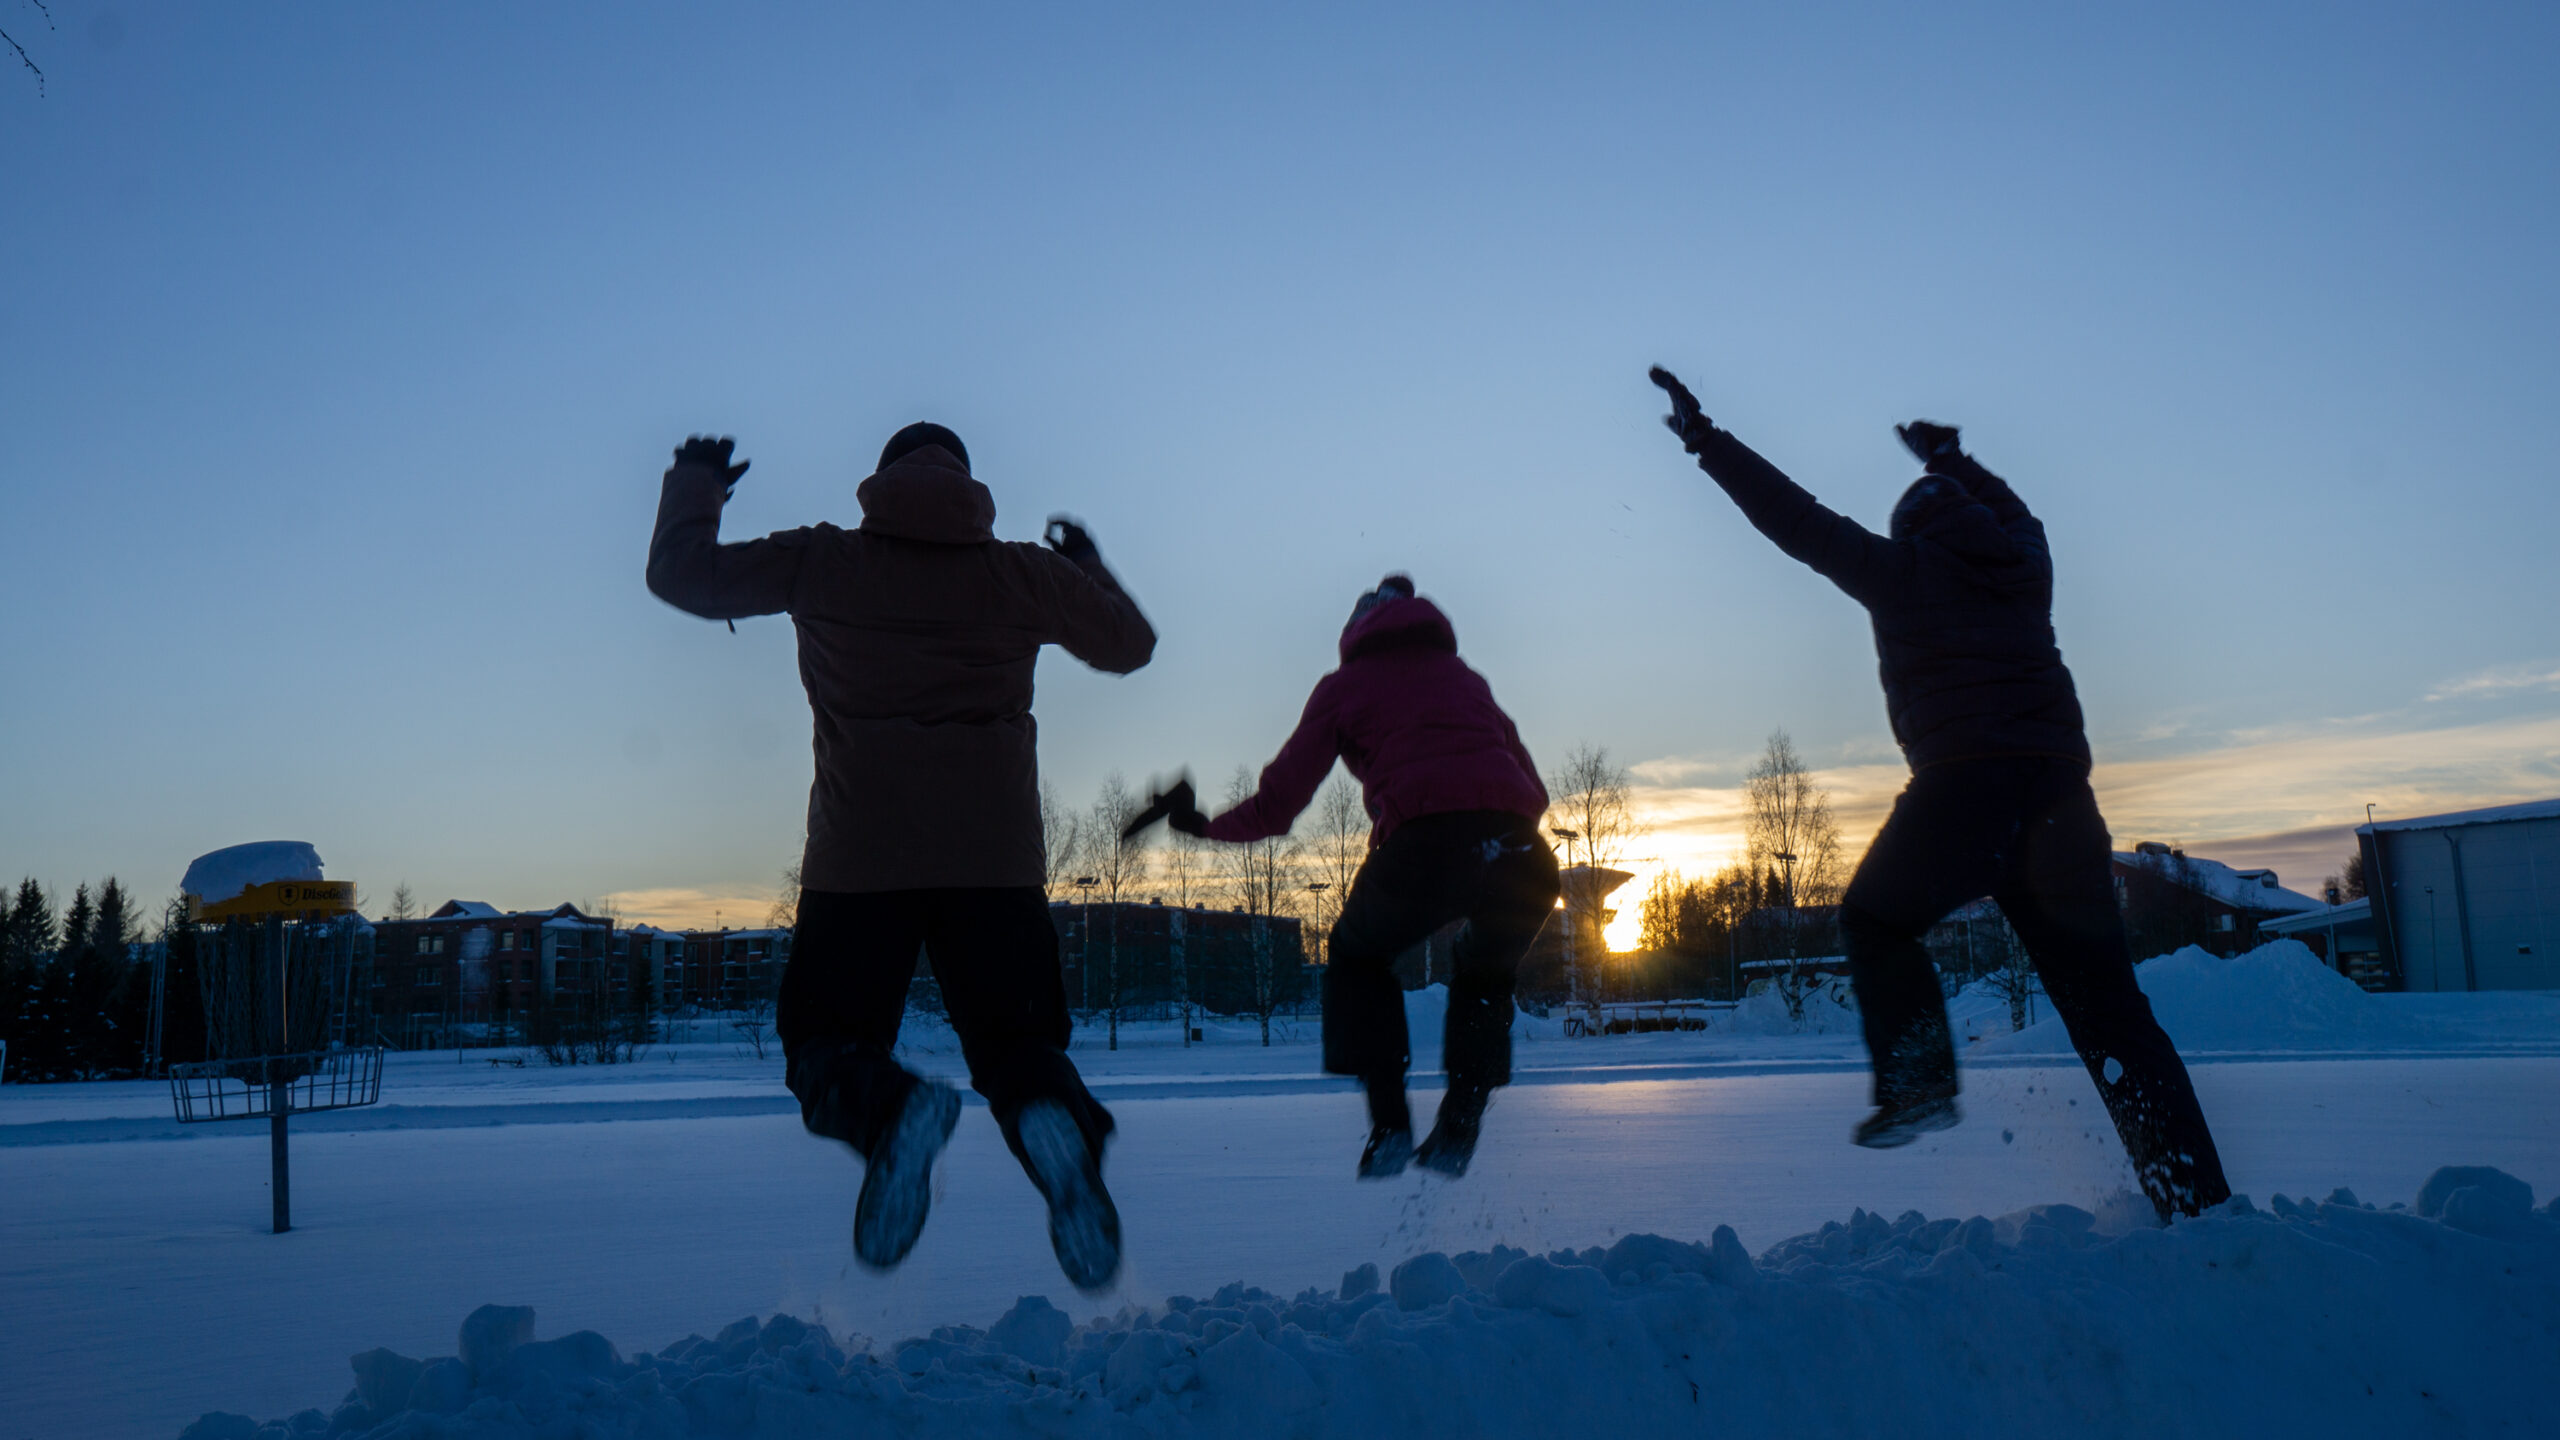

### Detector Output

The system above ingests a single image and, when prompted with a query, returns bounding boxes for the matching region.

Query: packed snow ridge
[183,1166,2560,1440]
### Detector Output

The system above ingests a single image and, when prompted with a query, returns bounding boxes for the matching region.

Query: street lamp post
[1771,849,1801,1005]
[1303,880,1330,1014]
[1551,827,1581,1012]
[1073,876,1099,1016]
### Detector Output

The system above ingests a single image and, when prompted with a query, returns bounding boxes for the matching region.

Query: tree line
[0,877,169,1082]
[1018,740,1657,1029]
[1632,731,1848,1012]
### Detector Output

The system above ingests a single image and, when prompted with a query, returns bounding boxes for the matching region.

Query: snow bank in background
[1977,939,2436,1056]
[179,841,324,905]
[1713,981,1862,1037]
[181,1166,2560,1440]
[1402,985,1566,1069]
[1948,977,2037,1046]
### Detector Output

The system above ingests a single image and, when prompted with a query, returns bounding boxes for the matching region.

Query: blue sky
[4,1,2556,928]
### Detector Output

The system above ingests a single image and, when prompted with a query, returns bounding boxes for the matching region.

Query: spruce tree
[30,885,96,1080]
[157,893,208,1068]
[0,880,54,1068]
[57,883,93,970]
[2,878,53,967]
[87,879,149,1075]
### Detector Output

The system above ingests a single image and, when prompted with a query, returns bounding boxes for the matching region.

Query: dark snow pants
[1839,756,2231,1219]
[1322,811,1561,1089]
[780,887,1113,1167]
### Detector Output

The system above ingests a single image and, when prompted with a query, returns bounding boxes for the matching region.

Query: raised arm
[1652,369,1907,603]
[1898,420,2044,548]
[1032,518,1157,675]
[645,437,807,621]
[1203,679,1343,845]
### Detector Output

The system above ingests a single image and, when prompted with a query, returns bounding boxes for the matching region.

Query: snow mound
[1975,938,2436,1055]
[180,1165,2560,1440]
[1403,985,1565,1069]
[1715,981,1862,1036]
[1947,976,2040,1046]
[180,841,325,905]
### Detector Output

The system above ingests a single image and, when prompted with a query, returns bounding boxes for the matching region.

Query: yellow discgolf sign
[191,880,360,922]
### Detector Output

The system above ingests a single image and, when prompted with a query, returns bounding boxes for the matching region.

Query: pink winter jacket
[1206,596,1548,847]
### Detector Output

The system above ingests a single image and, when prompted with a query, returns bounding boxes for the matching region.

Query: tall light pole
[1073,876,1099,1015]
[1552,827,1581,1011]
[1772,850,1798,946]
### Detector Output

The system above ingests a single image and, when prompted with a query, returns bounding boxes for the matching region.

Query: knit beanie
[878,422,970,473]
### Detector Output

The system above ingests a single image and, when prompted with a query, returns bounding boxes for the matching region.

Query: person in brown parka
[647,423,1154,1291]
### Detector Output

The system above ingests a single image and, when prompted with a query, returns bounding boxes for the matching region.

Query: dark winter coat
[1688,428,2090,770]
[647,444,1156,893]
[1205,595,1549,846]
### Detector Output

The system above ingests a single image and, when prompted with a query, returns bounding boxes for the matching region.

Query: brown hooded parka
[647,444,1155,893]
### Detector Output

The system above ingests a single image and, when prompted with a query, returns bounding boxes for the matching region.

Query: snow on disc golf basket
[167,850,384,1233]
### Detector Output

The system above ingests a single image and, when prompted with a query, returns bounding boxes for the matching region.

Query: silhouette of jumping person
[1125,575,1558,1179]
[647,424,1154,1288]
[1648,368,2231,1221]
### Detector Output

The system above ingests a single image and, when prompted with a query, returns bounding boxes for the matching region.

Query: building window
[415,965,440,986]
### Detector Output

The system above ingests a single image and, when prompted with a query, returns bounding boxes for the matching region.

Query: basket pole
[270,916,291,1234]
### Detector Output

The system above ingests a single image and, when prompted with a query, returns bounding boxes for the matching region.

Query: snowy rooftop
[2112,848,2326,914]
[2260,896,2374,935]
[412,901,605,925]
[2359,797,2560,834]
[179,841,324,904]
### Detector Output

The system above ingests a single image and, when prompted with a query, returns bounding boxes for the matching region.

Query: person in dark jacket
[1648,368,2230,1222]
[1126,576,1558,1179]
[647,423,1154,1289]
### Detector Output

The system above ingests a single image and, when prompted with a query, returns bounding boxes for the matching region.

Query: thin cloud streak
[2425,661,2560,703]
[601,886,784,932]
[1622,709,2560,921]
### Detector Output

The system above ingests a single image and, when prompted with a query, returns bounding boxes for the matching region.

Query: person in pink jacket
[1128,575,1558,1178]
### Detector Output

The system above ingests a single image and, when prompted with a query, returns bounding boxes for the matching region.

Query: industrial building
[2341,799,2560,992]
[2273,794,2549,983]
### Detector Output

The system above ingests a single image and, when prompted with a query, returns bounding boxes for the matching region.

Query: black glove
[1649,366,1715,454]
[1895,421,1963,468]
[1122,775,1208,840]
[1045,515,1100,565]
[676,435,750,498]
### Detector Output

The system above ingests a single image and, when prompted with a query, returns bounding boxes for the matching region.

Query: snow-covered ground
[3,945,2556,1438]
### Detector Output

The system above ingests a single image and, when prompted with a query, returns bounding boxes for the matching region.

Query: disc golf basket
[167,852,384,1233]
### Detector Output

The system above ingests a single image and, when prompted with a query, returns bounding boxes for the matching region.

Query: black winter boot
[852,1077,962,1270]
[1360,1125,1415,1179]
[1015,1099,1123,1292]
[1358,1072,1414,1178]
[1852,1011,1961,1149]
[1416,1082,1489,1177]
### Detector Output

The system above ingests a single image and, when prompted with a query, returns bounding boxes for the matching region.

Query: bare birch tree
[1040,779,1086,895]
[1087,773,1150,1050]
[1221,765,1304,1046]
[1743,730,1845,1018]
[3,0,49,97]
[1157,812,1212,1045]
[767,862,802,930]
[1304,773,1367,967]
[1544,743,1643,1005]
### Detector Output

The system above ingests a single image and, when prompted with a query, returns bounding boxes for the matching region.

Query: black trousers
[1323,811,1561,1089]
[1840,756,2231,1217]
[779,887,1112,1164]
